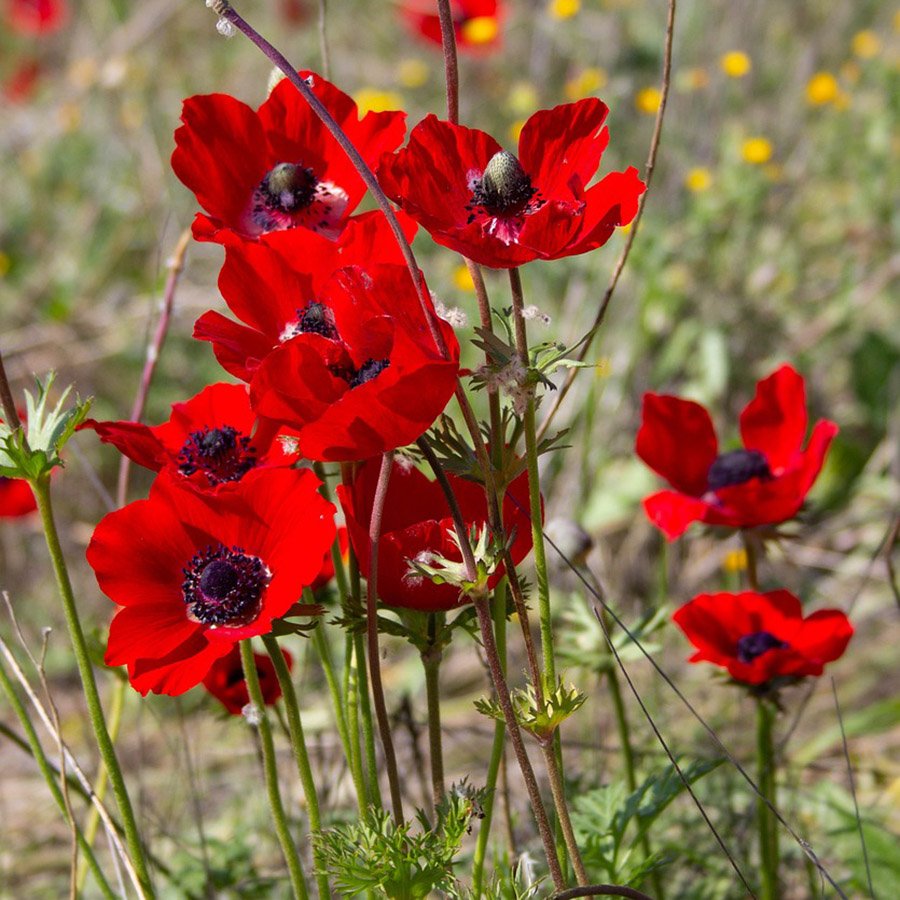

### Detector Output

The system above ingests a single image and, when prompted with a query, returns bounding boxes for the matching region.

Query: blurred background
[1,0,897,896]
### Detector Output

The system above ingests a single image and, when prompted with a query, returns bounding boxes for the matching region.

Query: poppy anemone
[0,410,37,517]
[6,0,67,34]
[81,383,298,491]
[401,0,504,53]
[338,458,534,612]
[672,590,852,686]
[172,71,406,245]
[636,365,838,539]
[88,468,335,696]
[311,526,349,592]
[193,212,417,382]
[0,476,36,517]
[247,264,460,461]
[202,645,292,715]
[378,99,645,268]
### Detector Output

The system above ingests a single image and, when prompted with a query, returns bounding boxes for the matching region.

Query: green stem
[239,640,308,900]
[756,699,779,900]
[347,531,382,810]
[343,631,367,814]
[603,614,664,899]
[541,737,588,884]
[76,676,127,893]
[262,634,330,899]
[0,656,116,900]
[422,613,446,811]
[31,474,154,897]
[472,583,508,897]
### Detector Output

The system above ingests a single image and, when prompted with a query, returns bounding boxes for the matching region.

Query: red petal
[172,94,267,234]
[80,419,166,471]
[519,98,609,200]
[0,477,37,517]
[636,393,718,496]
[193,310,274,381]
[739,365,807,472]
[563,167,645,255]
[643,490,711,540]
[794,608,853,665]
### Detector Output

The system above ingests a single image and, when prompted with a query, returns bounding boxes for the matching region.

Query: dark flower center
[182,545,270,627]
[707,449,772,492]
[259,162,318,214]
[469,150,539,217]
[736,630,788,664]
[177,425,257,485]
[285,301,339,341]
[329,357,390,388]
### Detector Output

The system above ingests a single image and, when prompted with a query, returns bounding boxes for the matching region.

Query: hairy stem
[239,640,308,899]
[757,699,779,900]
[472,582,508,896]
[422,613,446,811]
[365,452,405,823]
[32,475,154,897]
[262,634,330,898]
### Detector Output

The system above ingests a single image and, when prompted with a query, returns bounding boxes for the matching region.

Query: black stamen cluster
[736,630,788,664]
[707,449,772,492]
[329,357,390,389]
[177,426,257,485]
[182,544,270,627]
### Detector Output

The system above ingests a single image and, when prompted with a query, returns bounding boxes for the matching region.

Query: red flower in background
[6,0,67,34]
[311,526,349,592]
[378,99,644,268]
[194,212,416,381]
[0,409,37,517]
[81,383,298,492]
[3,60,41,103]
[202,645,292,715]
[0,476,36,517]
[172,72,406,245]
[401,0,503,53]
[673,590,852,686]
[88,468,335,696]
[249,264,459,461]
[338,459,534,612]
[636,365,838,540]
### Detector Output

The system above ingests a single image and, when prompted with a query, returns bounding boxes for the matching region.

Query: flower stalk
[756,698,780,900]
[31,474,154,897]
[239,640,308,900]
[261,633,331,899]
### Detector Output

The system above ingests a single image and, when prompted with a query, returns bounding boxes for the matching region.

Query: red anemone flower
[378,99,645,268]
[401,0,503,53]
[193,212,417,381]
[172,71,406,245]
[88,468,335,696]
[248,264,460,461]
[202,645,292,715]
[673,590,852,686]
[636,365,838,540]
[6,0,67,34]
[338,459,534,612]
[81,382,298,492]
[0,476,37,517]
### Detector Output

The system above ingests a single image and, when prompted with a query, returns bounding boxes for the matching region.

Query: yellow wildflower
[635,86,661,114]
[549,0,580,18]
[723,549,748,573]
[453,265,475,292]
[397,58,429,89]
[461,16,499,44]
[851,30,881,59]
[565,67,608,100]
[741,137,773,165]
[353,88,403,115]
[685,167,712,192]
[806,72,840,106]
[720,51,751,78]
[508,81,539,115]
[509,118,526,142]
